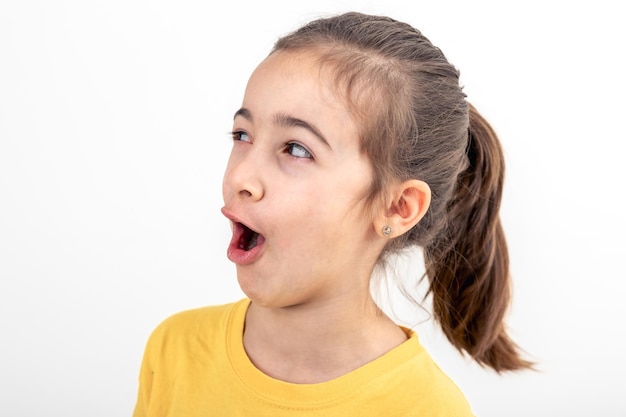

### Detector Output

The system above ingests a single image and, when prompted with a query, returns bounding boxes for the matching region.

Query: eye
[231,131,251,142]
[285,142,313,159]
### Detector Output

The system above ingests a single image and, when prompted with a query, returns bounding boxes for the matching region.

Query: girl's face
[222,51,385,308]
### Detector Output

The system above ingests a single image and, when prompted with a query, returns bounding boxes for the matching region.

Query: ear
[374,180,431,238]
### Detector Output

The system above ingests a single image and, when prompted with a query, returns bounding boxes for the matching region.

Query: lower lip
[226,238,265,265]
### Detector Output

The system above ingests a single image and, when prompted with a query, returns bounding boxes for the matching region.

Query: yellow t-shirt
[133,299,474,416]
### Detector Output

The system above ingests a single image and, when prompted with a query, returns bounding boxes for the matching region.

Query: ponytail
[424,103,533,372]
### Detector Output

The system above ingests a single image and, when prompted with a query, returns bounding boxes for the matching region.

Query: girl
[133,11,532,416]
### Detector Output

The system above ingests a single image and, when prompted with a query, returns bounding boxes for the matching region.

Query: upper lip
[220,206,261,234]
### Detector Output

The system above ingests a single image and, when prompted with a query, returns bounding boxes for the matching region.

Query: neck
[242,294,407,383]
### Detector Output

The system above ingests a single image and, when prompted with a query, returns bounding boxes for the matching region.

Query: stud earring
[382,225,392,237]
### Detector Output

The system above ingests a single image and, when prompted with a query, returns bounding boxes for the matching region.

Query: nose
[222,148,264,202]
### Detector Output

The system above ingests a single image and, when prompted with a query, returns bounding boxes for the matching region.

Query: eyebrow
[233,108,332,149]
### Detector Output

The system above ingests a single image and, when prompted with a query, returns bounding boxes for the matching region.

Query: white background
[1,1,624,416]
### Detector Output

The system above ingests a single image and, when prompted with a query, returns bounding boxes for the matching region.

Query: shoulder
[144,299,248,353]
[384,329,475,416]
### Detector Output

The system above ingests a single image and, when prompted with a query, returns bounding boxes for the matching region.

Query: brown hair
[272,12,532,372]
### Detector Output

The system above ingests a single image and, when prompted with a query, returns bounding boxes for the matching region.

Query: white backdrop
[1,1,624,416]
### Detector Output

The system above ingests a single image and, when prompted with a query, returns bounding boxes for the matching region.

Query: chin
[236,273,272,306]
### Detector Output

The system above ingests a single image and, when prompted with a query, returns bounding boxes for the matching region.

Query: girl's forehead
[253,49,381,133]
[245,51,353,114]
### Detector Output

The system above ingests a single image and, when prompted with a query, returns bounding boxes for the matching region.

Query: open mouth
[237,222,265,251]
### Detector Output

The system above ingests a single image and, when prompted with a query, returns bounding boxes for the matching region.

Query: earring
[382,225,392,237]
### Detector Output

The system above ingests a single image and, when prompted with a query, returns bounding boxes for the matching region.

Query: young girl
[133,11,532,416]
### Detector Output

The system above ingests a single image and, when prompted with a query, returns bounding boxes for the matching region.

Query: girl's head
[268,12,533,372]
